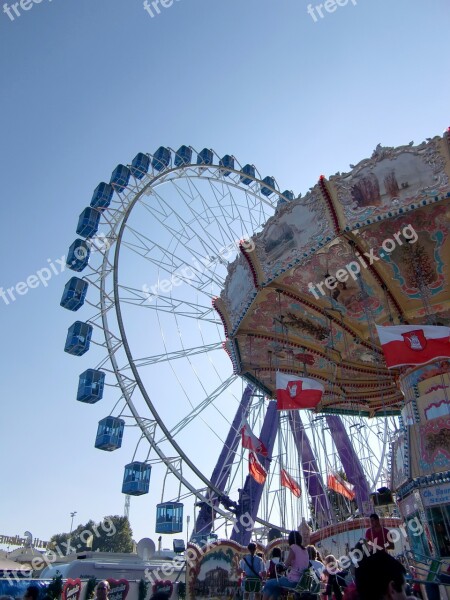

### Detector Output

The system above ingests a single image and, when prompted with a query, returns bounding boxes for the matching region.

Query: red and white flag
[376,325,450,368]
[240,419,268,457]
[280,468,301,497]
[276,372,324,410]
[249,451,267,484]
[327,473,355,501]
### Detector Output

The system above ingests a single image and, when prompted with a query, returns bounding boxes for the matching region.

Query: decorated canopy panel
[215,133,450,416]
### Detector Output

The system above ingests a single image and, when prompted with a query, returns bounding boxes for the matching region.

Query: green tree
[49,516,134,554]
[92,516,134,553]
[48,532,71,554]
[46,574,63,600]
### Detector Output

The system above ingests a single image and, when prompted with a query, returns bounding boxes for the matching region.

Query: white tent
[0,557,28,570]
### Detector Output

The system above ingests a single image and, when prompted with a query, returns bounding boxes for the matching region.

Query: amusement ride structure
[60,130,450,560]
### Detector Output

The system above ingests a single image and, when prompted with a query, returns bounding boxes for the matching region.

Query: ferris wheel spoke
[143,184,230,259]
[205,183,259,245]
[154,302,235,425]
[120,233,206,278]
[137,193,201,247]
[121,223,228,291]
[206,179,263,238]
[121,223,194,265]
[118,288,220,322]
[131,342,224,368]
[152,180,248,263]
[156,373,238,442]
[171,178,220,228]
[178,177,252,247]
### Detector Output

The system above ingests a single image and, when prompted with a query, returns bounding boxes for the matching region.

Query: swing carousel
[213,130,450,561]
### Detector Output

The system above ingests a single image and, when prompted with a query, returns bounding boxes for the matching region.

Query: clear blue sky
[1,0,449,549]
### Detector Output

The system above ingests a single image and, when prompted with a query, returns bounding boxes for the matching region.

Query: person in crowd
[365,514,394,552]
[24,587,40,600]
[265,547,285,580]
[262,531,309,600]
[149,593,170,600]
[307,545,325,580]
[343,582,359,600]
[95,581,110,600]
[355,551,409,600]
[239,542,264,600]
[323,554,348,600]
[316,548,325,563]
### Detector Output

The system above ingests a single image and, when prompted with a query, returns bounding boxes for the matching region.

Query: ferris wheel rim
[98,157,289,530]
[87,151,395,535]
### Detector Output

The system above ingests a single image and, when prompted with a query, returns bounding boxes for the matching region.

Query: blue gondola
[261,176,275,197]
[95,416,125,451]
[152,147,171,171]
[76,207,101,238]
[174,145,192,167]
[90,182,114,211]
[131,153,150,180]
[64,321,93,356]
[60,277,89,311]
[77,368,105,403]
[281,190,295,201]
[66,239,90,272]
[277,190,295,208]
[240,164,255,185]
[110,164,131,193]
[122,462,151,495]
[197,148,213,166]
[219,155,234,176]
[155,502,184,534]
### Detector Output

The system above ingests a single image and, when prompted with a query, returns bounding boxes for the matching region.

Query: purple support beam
[193,385,254,541]
[325,415,371,514]
[230,401,279,546]
[289,412,335,529]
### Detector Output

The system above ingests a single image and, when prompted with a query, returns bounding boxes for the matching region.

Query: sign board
[107,579,129,600]
[421,483,450,507]
[62,579,82,600]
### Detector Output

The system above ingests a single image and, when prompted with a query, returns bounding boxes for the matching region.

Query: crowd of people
[0,582,171,600]
[238,532,349,600]
[236,513,438,600]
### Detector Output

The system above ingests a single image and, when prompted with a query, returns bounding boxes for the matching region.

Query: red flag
[376,325,450,369]
[276,372,324,410]
[249,451,267,484]
[240,419,268,457]
[280,468,301,497]
[327,473,355,501]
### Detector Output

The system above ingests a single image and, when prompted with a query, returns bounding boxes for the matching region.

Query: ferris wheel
[60,145,397,544]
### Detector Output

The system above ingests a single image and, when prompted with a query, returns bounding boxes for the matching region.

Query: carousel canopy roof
[215,132,450,417]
